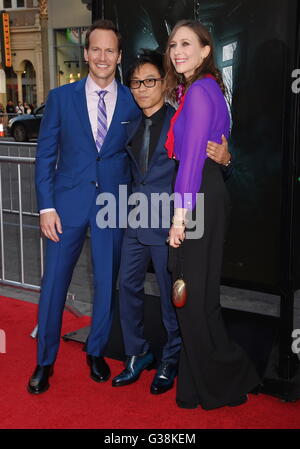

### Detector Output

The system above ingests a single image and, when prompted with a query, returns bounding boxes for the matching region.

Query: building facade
[47,0,91,90]
[0,0,47,108]
[0,0,93,110]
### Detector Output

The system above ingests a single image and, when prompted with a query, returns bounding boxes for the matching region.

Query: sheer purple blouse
[172,78,230,210]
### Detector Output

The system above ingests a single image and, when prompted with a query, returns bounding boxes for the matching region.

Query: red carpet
[0,295,300,429]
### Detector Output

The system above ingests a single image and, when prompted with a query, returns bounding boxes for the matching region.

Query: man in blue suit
[28,20,140,394]
[112,50,232,395]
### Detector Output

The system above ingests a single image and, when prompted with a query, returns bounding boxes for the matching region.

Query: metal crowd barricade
[0,141,42,290]
[0,142,82,338]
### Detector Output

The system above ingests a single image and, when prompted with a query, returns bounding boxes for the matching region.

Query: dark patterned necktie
[96,90,108,152]
[139,118,152,175]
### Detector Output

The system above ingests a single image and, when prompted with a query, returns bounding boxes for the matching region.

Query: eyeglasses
[129,78,164,89]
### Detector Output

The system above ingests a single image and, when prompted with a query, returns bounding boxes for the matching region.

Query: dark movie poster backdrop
[102,0,299,293]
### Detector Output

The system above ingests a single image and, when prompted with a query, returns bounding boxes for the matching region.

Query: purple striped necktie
[96,90,108,152]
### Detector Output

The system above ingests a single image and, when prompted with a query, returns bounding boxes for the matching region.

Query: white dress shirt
[85,74,118,140]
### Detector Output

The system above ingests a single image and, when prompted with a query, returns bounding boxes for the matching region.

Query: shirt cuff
[40,208,56,215]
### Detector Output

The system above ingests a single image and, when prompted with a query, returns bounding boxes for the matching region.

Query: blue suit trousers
[37,191,123,365]
[119,233,181,364]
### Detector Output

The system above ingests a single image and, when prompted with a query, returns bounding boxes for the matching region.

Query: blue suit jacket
[125,104,176,245]
[35,77,141,227]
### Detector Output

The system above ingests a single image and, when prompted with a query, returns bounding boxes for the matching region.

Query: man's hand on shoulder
[206,134,231,166]
[40,210,63,242]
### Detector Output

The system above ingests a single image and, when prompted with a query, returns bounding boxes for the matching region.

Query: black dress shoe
[87,355,110,382]
[27,365,54,395]
[112,351,155,387]
[227,394,248,407]
[150,361,177,395]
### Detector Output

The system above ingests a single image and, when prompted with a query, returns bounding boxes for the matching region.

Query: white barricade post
[0,329,6,353]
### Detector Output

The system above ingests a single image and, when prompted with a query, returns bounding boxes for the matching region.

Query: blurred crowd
[1,100,36,116]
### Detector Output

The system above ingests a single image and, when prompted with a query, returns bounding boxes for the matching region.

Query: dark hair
[164,20,226,101]
[126,49,165,86]
[85,19,122,51]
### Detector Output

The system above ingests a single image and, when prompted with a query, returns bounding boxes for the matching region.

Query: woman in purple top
[165,20,260,410]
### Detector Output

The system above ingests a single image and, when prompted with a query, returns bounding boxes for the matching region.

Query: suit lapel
[73,79,132,156]
[125,116,142,172]
[73,78,96,150]
[100,81,129,156]
[146,105,175,173]
[125,104,175,179]
[126,116,142,146]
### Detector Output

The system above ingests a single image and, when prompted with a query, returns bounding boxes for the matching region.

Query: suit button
[141,182,146,185]
[96,157,100,161]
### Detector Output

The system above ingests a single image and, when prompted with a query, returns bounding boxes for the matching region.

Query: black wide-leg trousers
[173,159,260,410]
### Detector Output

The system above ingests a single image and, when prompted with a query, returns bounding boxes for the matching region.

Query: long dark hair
[164,20,226,102]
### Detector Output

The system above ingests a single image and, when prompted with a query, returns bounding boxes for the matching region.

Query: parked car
[7,105,45,142]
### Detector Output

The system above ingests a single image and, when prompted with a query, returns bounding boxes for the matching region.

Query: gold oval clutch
[172,278,187,308]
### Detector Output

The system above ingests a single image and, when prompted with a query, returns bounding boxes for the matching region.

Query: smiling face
[169,26,210,80]
[84,28,121,88]
[130,63,165,117]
